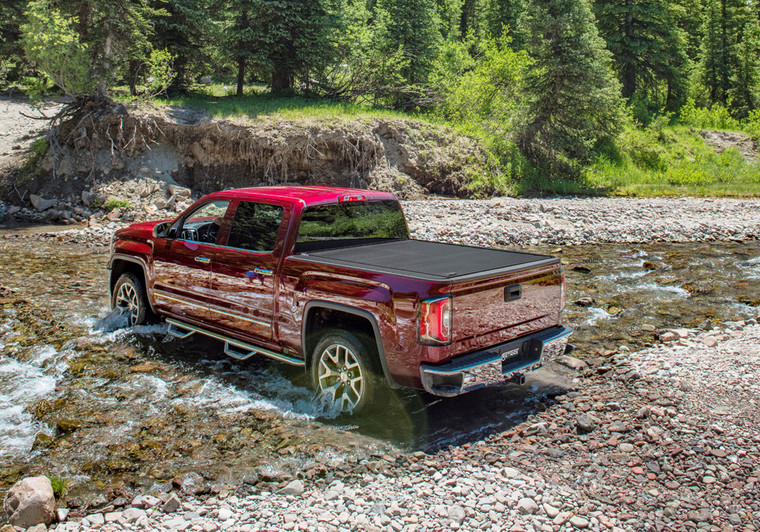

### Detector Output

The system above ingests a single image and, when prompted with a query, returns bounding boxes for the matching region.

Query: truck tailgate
[449,263,563,356]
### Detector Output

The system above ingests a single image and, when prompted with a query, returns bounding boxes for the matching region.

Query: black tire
[111,272,150,327]
[310,329,378,414]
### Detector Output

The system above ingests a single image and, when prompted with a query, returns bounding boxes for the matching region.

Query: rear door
[152,199,231,323]
[205,200,288,342]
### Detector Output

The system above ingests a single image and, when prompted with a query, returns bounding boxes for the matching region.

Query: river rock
[280,480,304,496]
[29,194,57,212]
[556,355,588,371]
[3,476,56,528]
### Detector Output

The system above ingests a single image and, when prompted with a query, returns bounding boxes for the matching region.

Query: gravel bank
[4,196,760,249]
[42,319,760,532]
[403,197,760,247]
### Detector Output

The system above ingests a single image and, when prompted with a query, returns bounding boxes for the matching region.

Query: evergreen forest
[1,0,760,195]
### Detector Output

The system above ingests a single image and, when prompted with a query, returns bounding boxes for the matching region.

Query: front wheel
[311,329,377,414]
[111,272,149,327]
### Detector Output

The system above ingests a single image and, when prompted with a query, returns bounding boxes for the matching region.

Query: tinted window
[295,200,408,252]
[226,201,283,252]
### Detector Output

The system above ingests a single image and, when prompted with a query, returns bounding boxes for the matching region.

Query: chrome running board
[165,318,305,366]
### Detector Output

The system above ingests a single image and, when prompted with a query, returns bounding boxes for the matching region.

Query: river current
[0,228,758,501]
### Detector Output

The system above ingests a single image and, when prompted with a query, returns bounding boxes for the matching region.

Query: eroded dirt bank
[0,97,497,221]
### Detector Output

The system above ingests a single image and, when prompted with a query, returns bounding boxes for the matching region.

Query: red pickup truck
[109,186,571,412]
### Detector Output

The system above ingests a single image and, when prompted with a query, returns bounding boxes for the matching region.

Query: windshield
[295,200,409,253]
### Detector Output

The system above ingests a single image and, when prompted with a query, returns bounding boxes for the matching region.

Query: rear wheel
[112,273,149,327]
[311,329,377,413]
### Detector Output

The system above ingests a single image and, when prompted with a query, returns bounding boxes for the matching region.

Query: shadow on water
[124,325,572,453]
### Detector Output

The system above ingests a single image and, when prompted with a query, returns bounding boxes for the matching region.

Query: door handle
[194,256,211,264]
[253,267,273,276]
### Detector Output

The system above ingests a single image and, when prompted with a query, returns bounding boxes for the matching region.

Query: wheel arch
[109,254,157,314]
[302,301,399,389]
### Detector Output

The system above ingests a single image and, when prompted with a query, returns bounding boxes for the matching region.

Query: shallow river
[0,228,758,503]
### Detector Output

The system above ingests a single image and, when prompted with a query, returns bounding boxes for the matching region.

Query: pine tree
[0,0,27,85]
[484,0,525,44]
[593,0,689,117]
[517,0,623,170]
[376,0,443,85]
[730,18,760,117]
[697,0,753,107]
[151,0,215,92]
[225,0,340,93]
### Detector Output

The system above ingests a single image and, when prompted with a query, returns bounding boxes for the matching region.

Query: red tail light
[419,297,452,345]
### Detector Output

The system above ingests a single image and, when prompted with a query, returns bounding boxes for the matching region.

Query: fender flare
[302,301,399,389]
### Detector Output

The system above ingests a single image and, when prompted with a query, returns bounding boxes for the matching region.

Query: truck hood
[115,220,172,240]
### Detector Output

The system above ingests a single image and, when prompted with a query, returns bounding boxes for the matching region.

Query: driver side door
[152,199,231,325]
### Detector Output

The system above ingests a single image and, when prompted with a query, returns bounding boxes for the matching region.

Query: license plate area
[501,339,543,372]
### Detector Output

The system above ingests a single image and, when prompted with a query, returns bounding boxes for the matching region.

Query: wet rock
[556,355,589,371]
[573,297,594,307]
[172,472,206,495]
[29,195,57,212]
[3,476,56,528]
[642,324,656,332]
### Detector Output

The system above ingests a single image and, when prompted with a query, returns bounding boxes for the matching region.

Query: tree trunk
[272,66,292,92]
[236,56,246,96]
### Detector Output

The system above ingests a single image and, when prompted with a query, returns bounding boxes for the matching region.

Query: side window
[179,200,230,243]
[226,201,284,252]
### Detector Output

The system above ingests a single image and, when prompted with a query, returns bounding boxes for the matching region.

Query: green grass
[155,83,421,122]
[583,125,760,197]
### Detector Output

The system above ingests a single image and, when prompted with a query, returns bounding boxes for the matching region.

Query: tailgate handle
[504,284,522,302]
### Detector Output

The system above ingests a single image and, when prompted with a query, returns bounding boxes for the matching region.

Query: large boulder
[3,476,56,528]
[29,194,57,212]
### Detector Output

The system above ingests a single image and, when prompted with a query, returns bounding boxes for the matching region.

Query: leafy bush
[103,199,131,210]
[679,98,741,130]
[21,0,94,96]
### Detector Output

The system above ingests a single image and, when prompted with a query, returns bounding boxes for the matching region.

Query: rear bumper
[419,325,573,397]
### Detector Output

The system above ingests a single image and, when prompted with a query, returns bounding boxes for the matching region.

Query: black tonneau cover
[290,239,559,282]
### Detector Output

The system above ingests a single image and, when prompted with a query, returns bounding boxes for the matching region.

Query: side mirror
[152,221,171,238]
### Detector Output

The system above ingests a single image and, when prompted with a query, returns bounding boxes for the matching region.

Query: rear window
[226,201,284,252]
[295,200,408,253]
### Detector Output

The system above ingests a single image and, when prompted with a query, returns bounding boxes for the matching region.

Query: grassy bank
[156,86,760,198]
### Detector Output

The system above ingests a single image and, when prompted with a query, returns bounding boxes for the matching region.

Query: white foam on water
[583,307,616,326]
[0,352,58,458]
[637,282,691,298]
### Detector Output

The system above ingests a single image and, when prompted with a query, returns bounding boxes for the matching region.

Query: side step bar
[166,318,305,367]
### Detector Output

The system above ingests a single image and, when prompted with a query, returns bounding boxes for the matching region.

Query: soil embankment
[0,97,496,226]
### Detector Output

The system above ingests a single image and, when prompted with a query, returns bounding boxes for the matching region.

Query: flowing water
[0,228,758,503]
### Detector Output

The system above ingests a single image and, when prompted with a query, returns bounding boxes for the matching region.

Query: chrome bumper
[419,325,573,397]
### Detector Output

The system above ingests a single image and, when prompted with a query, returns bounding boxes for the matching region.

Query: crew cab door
[152,199,231,323]
[204,200,287,342]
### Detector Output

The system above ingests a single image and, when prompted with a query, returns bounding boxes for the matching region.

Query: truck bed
[290,239,559,282]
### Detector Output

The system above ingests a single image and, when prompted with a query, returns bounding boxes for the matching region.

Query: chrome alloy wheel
[317,343,364,412]
[115,282,141,326]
